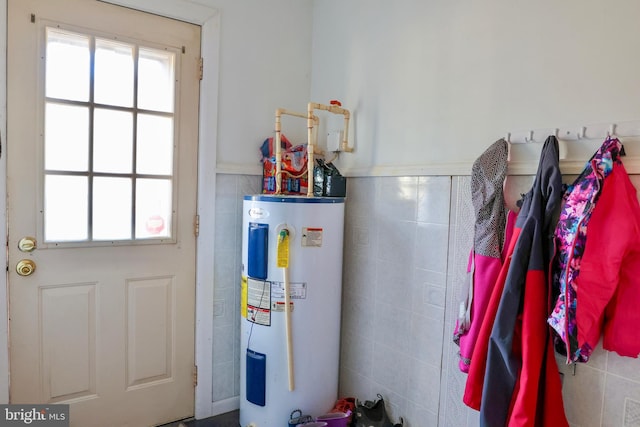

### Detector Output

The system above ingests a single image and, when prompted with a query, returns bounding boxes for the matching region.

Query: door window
[43,27,177,243]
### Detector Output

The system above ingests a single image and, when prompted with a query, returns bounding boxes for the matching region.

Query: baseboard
[207,396,240,419]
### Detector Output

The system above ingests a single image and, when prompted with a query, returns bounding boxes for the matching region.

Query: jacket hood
[470,138,509,258]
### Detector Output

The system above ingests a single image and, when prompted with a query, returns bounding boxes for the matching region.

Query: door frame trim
[0,0,8,407]
[1,0,226,420]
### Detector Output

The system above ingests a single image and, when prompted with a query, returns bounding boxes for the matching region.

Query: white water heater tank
[239,195,345,427]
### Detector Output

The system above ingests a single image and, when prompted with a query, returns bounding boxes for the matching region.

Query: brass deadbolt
[18,237,37,253]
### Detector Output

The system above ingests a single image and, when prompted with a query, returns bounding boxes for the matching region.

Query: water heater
[239,195,345,427]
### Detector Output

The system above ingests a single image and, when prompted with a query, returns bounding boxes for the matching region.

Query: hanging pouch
[246,349,266,406]
[354,395,403,427]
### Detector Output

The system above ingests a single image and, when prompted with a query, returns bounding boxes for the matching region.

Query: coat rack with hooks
[504,120,640,175]
[506,120,640,144]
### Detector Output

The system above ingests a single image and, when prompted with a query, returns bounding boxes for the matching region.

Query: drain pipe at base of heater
[277,228,295,391]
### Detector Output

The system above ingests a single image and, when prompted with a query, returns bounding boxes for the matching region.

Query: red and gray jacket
[464,136,569,427]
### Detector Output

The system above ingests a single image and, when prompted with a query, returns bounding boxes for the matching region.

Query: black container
[325,174,346,197]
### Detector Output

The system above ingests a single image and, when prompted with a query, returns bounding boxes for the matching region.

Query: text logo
[0,405,69,426]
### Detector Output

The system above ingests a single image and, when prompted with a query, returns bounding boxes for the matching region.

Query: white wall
[206,0,313,174]
[108,0,313,175]
[311,0,640,176]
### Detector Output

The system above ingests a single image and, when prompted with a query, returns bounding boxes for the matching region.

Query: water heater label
[301,227,323,247]
[271,281,307,299]
[247,278,271,326]
[272,301,295,312]
[247,307,270,326]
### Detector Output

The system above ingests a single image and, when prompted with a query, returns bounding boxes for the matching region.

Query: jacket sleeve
[602,168,640,357]
[576,165,640,357]
[479,226,532,427]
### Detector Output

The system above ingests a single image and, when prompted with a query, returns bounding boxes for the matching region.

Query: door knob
[16,259,36,276]
[18,236,37,253]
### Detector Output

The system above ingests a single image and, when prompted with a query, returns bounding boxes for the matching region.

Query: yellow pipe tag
[277,230,289,268]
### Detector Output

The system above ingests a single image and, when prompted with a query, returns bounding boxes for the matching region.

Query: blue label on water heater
[248,223,269,280]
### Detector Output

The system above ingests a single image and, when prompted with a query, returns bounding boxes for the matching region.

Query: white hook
[525,130,534,143]
[578,126,586,139]
[505,132,511,143]
[608,124,617,138]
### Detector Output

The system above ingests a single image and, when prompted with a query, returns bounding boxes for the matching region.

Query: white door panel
[8,0,200,425]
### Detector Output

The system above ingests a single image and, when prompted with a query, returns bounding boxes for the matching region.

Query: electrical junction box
[326,129,343,152]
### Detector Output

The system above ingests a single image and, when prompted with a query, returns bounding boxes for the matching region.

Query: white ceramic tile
[623,397,640,427]
[417,176,452,225]
[214,249,237,289]
[215,174,239,215]
[213,299,225,317]
[425,284,446,308]
[351,224,374,250]
[237,174,262,196]
[403,401,438,427]
[375,176,419,222]
[372,301,412,353]
[407,360,440,413]
[412,268,447,315]
[347,177,377,205]
[345,204,376,230]
[214,211,238,253]
[371,342,410,396]
[212,286,235,327]
[466,409,480,427]
[410,276,446,322]
[409,312,444,368]
[602,373,640,427]
[409,276,428,316]
[345,179,377,225]
[339,366,375,403]
[342,253,376,305]
[212,360,235,401]
[376,219,417,267]
[375,258,412,307]
[607,352,640,383]
[212,324,236,365]
[341,291,376,341]
[414,267,447,288]
[340,329,374,378]
[559,363,605,427]
[414,223,449,273]
[215,174,238,195]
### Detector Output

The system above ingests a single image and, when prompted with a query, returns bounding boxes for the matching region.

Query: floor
[159,410,239,427]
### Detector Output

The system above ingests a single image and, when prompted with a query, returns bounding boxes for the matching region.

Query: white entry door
[7,0,201,425]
